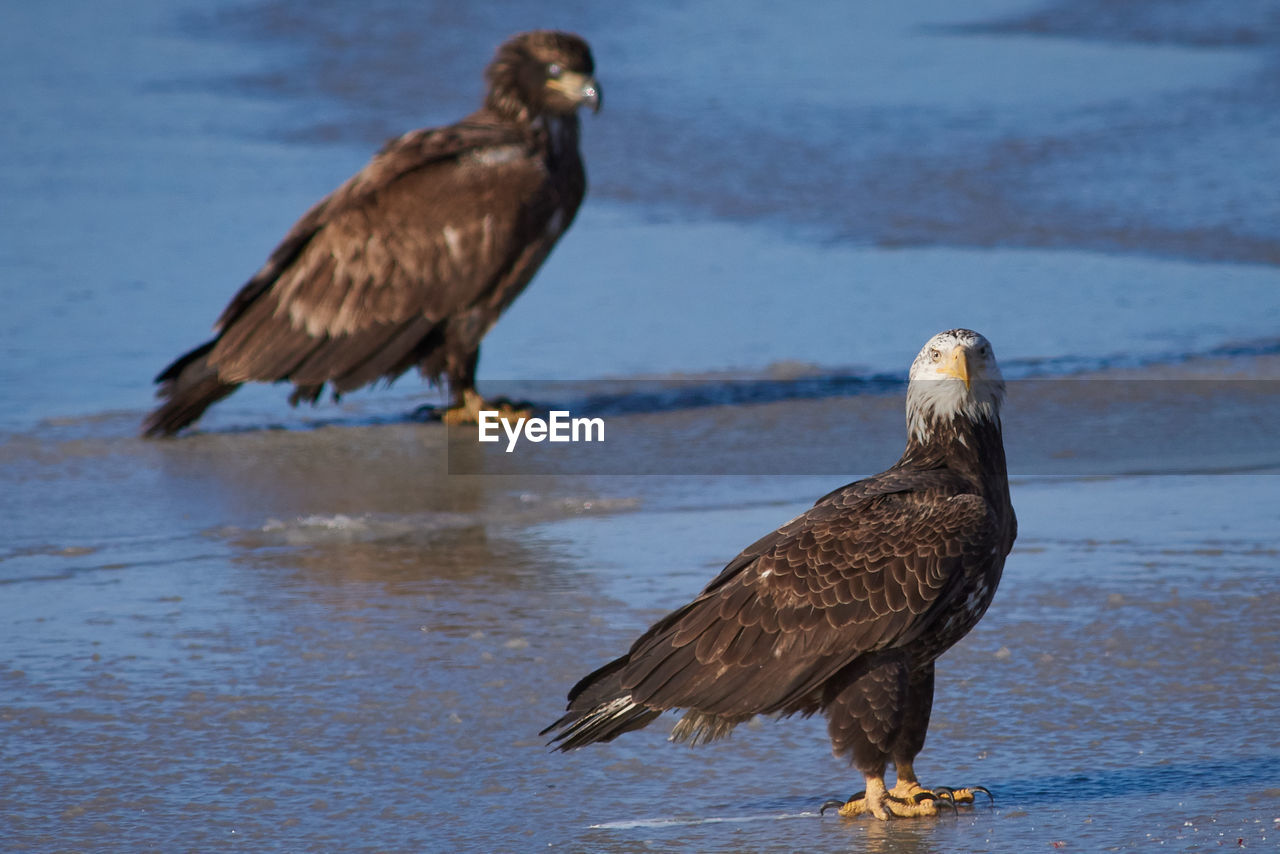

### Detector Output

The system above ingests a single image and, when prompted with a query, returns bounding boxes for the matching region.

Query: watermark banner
[442,378,1280,477]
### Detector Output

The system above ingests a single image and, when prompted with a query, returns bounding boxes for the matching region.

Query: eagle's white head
[905,328,1005,445]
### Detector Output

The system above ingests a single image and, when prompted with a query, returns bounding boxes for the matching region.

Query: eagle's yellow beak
[940,345,972,391]
[547,71,602,113]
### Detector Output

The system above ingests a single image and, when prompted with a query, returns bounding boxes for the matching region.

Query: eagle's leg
[889,684,993,811]
[823,655,932,819]
[823,658,978,819]
[438,346,532,425]
[823,766,990,820]
[439,388,532,425]
[820,775,948,819]
[826,772,945,819]
[288,384,324,407]
[883,661,988,811]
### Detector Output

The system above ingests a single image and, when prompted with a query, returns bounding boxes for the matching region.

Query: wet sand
[4,361,1279,850]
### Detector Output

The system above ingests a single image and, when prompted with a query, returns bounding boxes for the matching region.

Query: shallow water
[5,462,1278,850]
[3,0,1279,850]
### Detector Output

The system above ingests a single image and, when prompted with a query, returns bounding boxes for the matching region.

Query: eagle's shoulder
[213,116,540,333]
[352,117,535,196]
[211,114,564,350]
[748,473,993,614]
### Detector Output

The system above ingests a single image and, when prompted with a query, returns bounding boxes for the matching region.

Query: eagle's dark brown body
[144,31,599,436]
[545,330,1016,820]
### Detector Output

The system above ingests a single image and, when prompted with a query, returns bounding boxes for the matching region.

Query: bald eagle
[544,329,1016,820]
[142,31,601,437]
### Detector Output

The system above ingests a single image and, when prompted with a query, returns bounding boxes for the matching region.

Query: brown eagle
[142,30,600,437]
[544,329,1016,820]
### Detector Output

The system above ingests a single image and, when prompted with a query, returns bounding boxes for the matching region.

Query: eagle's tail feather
[142,341,239,437]
[542,695,662,751]
[541,655,662,750]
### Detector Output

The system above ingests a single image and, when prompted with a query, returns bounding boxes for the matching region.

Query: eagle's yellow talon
[826,776,991,820]
[439,389,532,425]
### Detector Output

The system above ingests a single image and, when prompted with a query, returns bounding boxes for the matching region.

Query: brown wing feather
[616,471,1001,721]
[213,123,521,328]
[207,119,566,386]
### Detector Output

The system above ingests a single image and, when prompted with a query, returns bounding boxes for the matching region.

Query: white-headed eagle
[544,329,1017,820]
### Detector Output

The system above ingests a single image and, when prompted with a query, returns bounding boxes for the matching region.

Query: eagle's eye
[547,63,564,79]
[929,348,941,362]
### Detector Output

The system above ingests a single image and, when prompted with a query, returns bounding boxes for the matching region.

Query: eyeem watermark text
[477,410,605,453]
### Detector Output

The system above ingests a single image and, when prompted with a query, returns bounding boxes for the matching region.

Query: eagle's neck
[898,412,1010,506]
[482,49,533,123]
[531,114,581,166]
[484,92,530,124]
[475,91,581,164]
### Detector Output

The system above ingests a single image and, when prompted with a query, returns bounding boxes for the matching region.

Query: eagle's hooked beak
[582,78,602,113]
[941,345,972,391]
[549,71,602,113]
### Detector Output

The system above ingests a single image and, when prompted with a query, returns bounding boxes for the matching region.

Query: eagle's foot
[902,783,992,808]
[822,778,991,820]
[945,785,993,806]
[819,777,936,820]
[439,390,533,425]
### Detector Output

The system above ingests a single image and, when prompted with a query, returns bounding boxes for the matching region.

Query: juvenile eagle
[143,30,601,437]
[544,329,1016,820]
